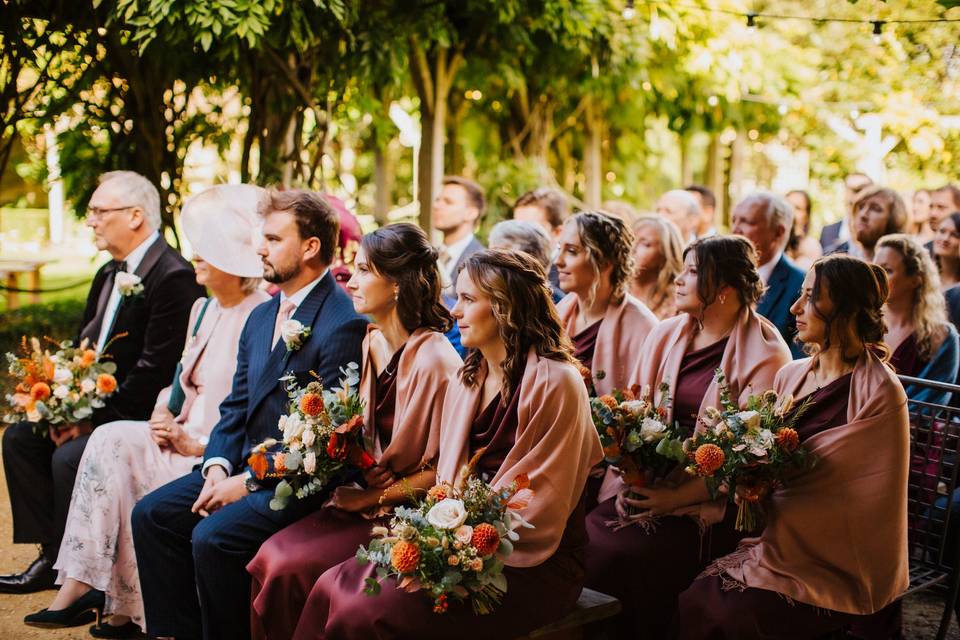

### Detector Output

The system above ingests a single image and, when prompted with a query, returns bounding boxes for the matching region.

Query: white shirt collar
[758,251,783,285]
[439,233,476,277]
[279,269,329,310]
[121,231,160,273]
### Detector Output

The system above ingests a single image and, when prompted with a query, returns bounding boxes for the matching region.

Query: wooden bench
[0,259,49,309]
[518,588,621,640]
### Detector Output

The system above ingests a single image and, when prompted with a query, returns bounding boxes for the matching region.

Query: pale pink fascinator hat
[181,184,265,278]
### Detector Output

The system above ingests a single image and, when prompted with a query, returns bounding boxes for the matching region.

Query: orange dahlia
[598,395,618,410]
[776,427,800,453]
[390,540,420,573]
[427,484,448,502]
[694,444,725,476]
[30,382,51,402]
[299,393,324,417]
[470,523,500,556]
[96,374,117,394]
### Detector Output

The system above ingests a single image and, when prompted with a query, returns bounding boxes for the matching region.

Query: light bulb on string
[746,13,758,32]
[623,0,636,20]
[872,21,884,45]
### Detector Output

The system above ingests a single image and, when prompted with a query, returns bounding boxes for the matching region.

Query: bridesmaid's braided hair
[361,223,453,334]
[568,211,635,305]
[458,250,575,402]
[809,254,890,363]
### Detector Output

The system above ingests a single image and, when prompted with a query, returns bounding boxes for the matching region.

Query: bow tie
[113,260,128,273]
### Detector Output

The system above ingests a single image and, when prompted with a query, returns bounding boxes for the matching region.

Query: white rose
[53,385,70,399]
[80,378,96,394]
[281,414,305,442]
[280,320,306,345]
[302,428,316,448]
[53,367,73,384]
[620,400,646,415]
[639,417,667,443]
[736,410,761,432]
[115,271,142,294]
[303,451,317,475]
[757,428,775,448]
[426,498,468,530]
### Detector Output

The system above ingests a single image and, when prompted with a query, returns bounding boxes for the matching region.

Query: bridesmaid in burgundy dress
[290,249,602,639]
[677,255,910,639]
[874,234,958,404]
[247,223,462,640]
[554,211,658,396]
[586,236,792,638]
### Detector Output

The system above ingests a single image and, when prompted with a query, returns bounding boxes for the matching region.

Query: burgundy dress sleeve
[672,337,729,432]
[370,345,405,448]
[889,333,928,378]
[572,319,604,381]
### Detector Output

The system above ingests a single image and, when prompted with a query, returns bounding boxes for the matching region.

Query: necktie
[272,299,297,348]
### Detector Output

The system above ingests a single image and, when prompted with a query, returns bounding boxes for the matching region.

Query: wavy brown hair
[361,223,453,334]
[458,250,575,401]
[568,211,635,306]
[683,235,764,313]
[808,254,890,363]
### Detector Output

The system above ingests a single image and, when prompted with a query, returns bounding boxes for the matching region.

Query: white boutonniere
[280,319,311,352]
[115,271,144,298]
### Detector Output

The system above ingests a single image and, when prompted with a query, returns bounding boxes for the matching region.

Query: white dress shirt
[438,233,476,282]
[95,231,160,353]
[202,271,327,479]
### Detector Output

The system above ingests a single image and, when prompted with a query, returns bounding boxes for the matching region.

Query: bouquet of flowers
[683,370,814,531]
[356,450,534,615]
[4,337,119,436]
[591,383,688,515]
[248,363,374,511]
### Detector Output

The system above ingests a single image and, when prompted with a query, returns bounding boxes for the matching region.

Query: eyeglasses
[86,205,136,220]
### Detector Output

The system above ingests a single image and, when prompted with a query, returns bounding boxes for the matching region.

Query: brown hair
[808,254,889,362]
[632,214,683,316]
[361,223,453,334]
[853,186,909,240]
[569,211,635,305]
[514,187,569,230]
[682,235,764,309]
[260,189,339,265]
[442,176,486,216]
[458,250,575,401]
[935,184,960,211]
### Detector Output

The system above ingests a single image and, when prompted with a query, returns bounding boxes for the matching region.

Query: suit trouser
[132,469,323,640]
[2,421,90,560]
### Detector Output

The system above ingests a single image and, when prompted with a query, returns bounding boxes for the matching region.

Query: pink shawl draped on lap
[707,351,910,615]
[556,293,658,396]
[436,349,603,567]
[361,326,462,476]
[598,308,792,523]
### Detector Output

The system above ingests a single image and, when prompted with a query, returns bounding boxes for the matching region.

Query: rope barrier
[0,279,92,294]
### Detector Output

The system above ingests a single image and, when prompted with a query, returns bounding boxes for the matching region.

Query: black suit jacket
[819,220,842,252]
[78,238,205,426]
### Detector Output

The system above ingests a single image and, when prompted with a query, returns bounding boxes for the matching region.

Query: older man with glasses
[0,170,205,595]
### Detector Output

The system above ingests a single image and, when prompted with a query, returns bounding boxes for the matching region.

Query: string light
[746,12,757,31]
[623,0,636,20]
[872,20,884,45]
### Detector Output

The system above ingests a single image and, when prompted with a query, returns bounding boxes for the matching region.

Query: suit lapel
[108,238,167,339]
[758,257,788,317]
[248,273,334,414]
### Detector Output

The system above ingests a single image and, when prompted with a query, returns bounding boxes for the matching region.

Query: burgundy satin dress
[247,347,404,640]
[890,332,928,378]
[290,381,588,640]
[584,337,739,639]
[674,372,902,640]
[572,318,603,387]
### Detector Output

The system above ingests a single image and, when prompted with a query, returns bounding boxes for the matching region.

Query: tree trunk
[583,97,603,208]
[373,142,392,225]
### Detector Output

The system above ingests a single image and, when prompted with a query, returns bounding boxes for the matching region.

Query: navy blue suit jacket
[757,255,805,359]
[203,271,367,482]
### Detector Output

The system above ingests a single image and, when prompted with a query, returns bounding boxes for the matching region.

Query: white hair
[662,189,701,220]
[488,219,553,271]
[737,191,794,251]
[99,171,162,230]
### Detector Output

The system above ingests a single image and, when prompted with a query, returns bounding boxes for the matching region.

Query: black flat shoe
[89,620,146,638]
[24,588,105,628]
[0,552,57,594]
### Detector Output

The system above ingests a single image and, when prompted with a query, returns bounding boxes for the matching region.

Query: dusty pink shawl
[556,293,658,396]
[598,308,792,522]
[707,351,910,615]
[360,326,462,476]
[436,349,603,567]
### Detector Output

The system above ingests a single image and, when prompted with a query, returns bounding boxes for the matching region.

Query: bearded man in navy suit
[132,189,367,640]
[732,192,806,358]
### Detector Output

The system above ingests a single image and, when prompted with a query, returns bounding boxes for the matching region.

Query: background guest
[732,192,805,358]
[131,189,367,640]
[911,188,935,246]
[832,186,909,261]
[248,223,461,640]
[601,200,639,225]
[555,211,657,396]
[934,212,960,291]
[512,187,569,291]
[820,172,873,251]
[0,171,204,594]
[685,184,717,237]
[434,175,485,295]
[488,219,563,302]
[677,256,909,640]
[875,234,958,405]
[24,185,270,635]
[629,214,683,320]
[586,235,791,638]
[929,183,960,233]
[656,189,701,244]
[325,194,363,291]
[785,189,822,270]
[292,249,602,639]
